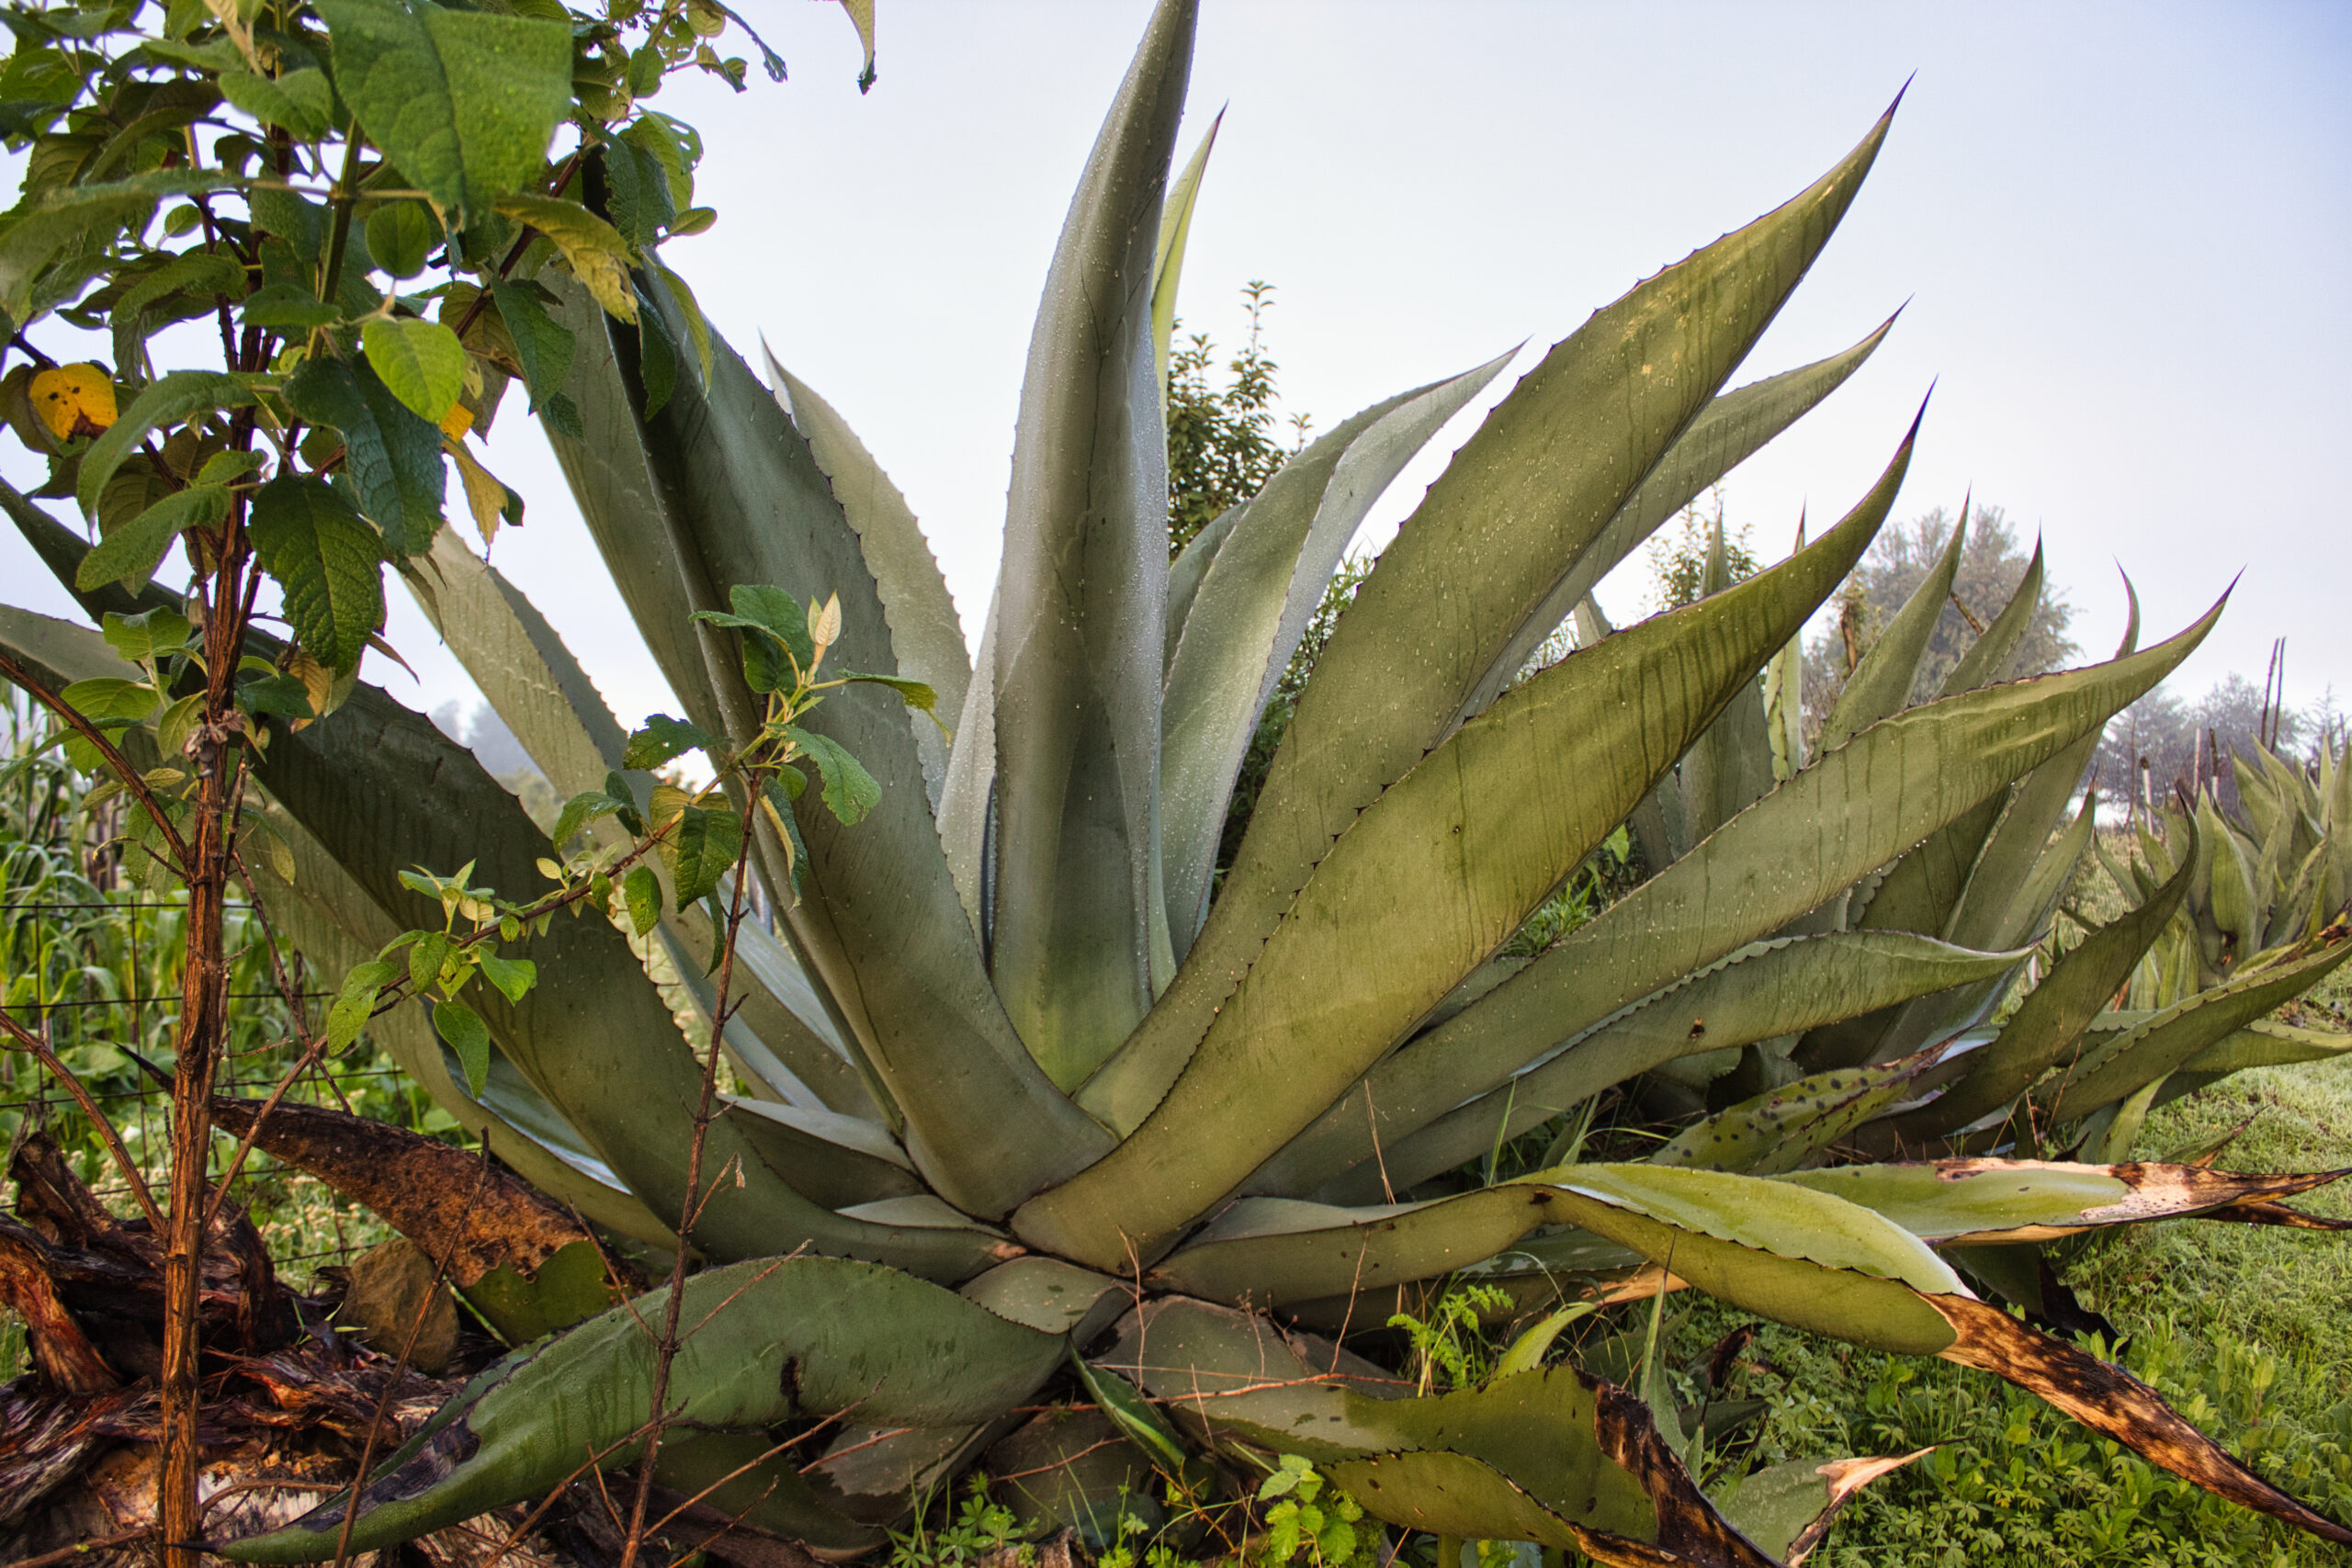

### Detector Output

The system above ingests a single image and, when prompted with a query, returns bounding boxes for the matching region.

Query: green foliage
[1165,281,1309,554]
[1389,1284,1515,1395]
[888,1479,1036,1568]
[1645,488,1759,612]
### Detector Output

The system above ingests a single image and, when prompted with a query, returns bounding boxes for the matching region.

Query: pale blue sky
[6,1,2347,733]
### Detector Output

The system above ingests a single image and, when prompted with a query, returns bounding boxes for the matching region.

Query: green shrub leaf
[316,0,571,226]
[622,713,714,769]
[362,318,467,423]
[786,725,879,826]
[664,804,742,908]
[282,355,447,554]
[622,864,660,935]
[434,997,492,1095]
[247,475,387,672]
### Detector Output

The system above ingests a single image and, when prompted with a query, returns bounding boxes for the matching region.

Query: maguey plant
[6,1,2350,1563]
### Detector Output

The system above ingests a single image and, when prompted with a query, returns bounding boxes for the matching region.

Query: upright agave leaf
[984,0,1194,1085]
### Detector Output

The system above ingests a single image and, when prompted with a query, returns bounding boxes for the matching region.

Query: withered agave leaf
[1779,1158,2352,1245]
[1714,1450,1932,1567]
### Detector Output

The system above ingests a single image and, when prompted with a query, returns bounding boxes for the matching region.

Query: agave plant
[6,1,2351,1562]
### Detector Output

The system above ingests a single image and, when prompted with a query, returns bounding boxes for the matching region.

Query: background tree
[1165,280,1309,553]
[1643,486,1759,611]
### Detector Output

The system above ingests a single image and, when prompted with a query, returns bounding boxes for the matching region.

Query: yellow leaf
[494,195,639,325]
[440,401,475,440]
[649,782,691,828]
[288,649,333,726]
[836,0,876,91]
[446,436,506,549]
[30,364,118,439]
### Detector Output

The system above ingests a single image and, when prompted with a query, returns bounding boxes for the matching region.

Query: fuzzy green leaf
[76,483,228,591]
[434,997,492,1096]
[282,355,446,554]
[315,0,571,226]
[247,476,387,672]
[362,318,468,424]
[786,724,880,826]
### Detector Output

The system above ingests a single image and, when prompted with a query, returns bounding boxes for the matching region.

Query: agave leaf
[2180,1016,2352,1076]
[1652,1045,1948,1175]
[650,1429,884,1558]
[1672,518,1779,849]
[1295,933,2023,1206]
[1100,1297,1764,1563]
[1163,498,1245,661]
[1938,536,2046,697]
[958,1256,1129,1339]
[985,0,1193,1083]
[1336,1449,1782,1568]
[1833,766,2098,1073]
[1154,352,1513,964]
[213,1258,1067,1562]
[805,1421,1007,1526]
[1146,1190,1568,1306]
[550,275,1113,1219]
[1020,440,1906,1266]
[1817,495,1968,751]
[1530,1165,2352,1544]
[936,598,998,934]
[1845,597,2143,1072]
[408,529,876,1118]
[987,1408,1163,1547]
[1883,820,2196,1141]
[767,352,972,807]
[1150,108,1221,403]
[1458,323,1898,733]
[1714,1450,1930,1567]
[1102,109,1901,1136]
[1784,1157,2350,1245]
[1300,598,2222,1194]
[2038,938,2352,1123]
[719,1095,927,1210]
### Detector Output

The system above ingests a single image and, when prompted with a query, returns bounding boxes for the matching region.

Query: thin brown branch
[617,784,764,1568]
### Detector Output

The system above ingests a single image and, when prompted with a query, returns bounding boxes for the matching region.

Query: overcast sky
[6,1,2347,737]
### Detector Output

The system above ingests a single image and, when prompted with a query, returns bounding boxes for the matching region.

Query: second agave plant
[6,0,2350,1562]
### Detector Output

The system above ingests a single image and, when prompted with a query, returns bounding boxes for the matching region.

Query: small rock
[336,1237,458,1374]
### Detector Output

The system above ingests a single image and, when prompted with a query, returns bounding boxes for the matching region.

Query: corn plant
[6,1,2350,1563]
